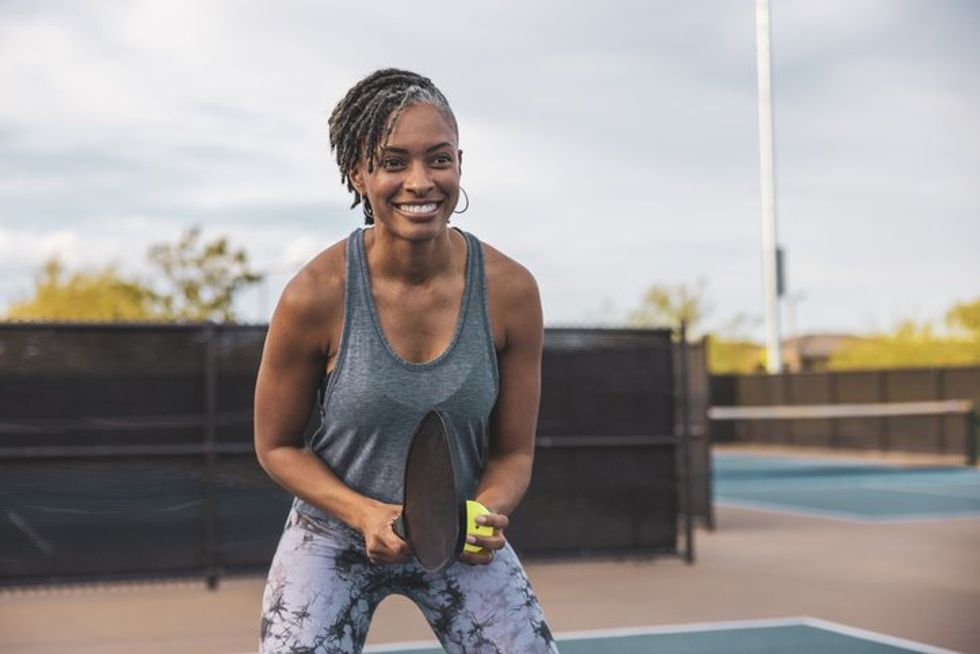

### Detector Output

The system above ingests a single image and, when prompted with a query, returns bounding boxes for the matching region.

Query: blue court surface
[713,452,980,522]
[362,618,956,653]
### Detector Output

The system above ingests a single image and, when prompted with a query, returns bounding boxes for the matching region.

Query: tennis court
[714,451,980,522]
[359,618,955,653]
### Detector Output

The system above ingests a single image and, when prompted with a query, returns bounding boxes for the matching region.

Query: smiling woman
[252,69,558,653]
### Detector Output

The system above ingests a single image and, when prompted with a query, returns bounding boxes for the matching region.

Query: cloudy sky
[1,0,978,339]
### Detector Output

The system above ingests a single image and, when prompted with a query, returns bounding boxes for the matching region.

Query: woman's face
[351,103,462,241]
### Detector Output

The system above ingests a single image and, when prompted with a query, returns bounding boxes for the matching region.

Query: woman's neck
[364,225,461,287]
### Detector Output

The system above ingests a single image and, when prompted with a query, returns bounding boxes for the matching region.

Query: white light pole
[756,0,783,373]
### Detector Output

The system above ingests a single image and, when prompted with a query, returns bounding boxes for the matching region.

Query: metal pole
[203,323,219,590]
[701,336,716,531]
[756,0,782,373]
[679,321,695,564]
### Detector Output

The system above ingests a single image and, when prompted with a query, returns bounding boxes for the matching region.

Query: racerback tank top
[292,226,499,527]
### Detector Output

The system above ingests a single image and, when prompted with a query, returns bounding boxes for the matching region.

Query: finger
[475,512,509,531]
[380,533,413,558]
[467,532,505,552]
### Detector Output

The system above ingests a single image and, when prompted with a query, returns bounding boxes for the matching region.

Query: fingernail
[466,535,476,544]
[476,516,487,525]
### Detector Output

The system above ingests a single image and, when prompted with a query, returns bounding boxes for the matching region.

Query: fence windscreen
[0,323,687,587]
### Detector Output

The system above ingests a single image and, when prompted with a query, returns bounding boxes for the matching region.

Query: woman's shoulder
[276,236,348,326]
[473,235,540,306]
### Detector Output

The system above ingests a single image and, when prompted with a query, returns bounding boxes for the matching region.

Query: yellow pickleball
[464,500,493,553]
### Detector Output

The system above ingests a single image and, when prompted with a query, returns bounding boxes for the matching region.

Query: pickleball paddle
[392,410,467,572]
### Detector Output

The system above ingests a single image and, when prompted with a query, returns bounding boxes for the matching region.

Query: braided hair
[328,69,459,224]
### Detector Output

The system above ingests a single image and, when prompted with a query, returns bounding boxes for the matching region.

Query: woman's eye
[383,158,404,169]
[432,154,452,165]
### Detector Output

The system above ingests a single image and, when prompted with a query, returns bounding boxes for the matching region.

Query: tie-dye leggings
[259,507,560,653]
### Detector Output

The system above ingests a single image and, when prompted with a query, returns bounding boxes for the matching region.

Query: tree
[627,277,712,333]
[5,257,159,321]
[4,227,264,323]
[945,298,980,341]
[147,227,263,322]
[829,318,979,369]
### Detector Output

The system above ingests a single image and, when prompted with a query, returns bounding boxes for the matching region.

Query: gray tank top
[292,227,499,527]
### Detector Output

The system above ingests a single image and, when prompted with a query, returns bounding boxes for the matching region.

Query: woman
[254,69,559,653]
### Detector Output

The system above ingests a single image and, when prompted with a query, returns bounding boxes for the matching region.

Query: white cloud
[1,1,977,336]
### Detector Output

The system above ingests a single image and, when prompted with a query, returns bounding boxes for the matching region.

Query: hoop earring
[362,199,374,220]
[453,187,469,214]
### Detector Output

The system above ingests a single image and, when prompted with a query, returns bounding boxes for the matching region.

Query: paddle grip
[392,514,407,540]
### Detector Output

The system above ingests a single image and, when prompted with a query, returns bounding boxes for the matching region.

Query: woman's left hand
[460,511,509,565]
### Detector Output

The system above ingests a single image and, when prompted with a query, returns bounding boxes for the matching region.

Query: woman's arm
[465,257,543,563]
[253,264,410,564]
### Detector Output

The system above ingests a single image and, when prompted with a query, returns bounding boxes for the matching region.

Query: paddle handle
[392,514,406,540]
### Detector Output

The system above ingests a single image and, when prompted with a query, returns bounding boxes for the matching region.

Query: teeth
[398,203,437,214]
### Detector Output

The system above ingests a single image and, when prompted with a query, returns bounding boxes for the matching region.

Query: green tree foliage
[830,317,980,369]
[708,337,765,374]
[4,227,264,323]
[945,298,980,340]
[5,257,159,321]
[146,227,263,322]
[626,278,765,373]
[626,280,980,372]
[627,277,711,333]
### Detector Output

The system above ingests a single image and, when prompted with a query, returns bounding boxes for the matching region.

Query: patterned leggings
[260,508,560,654]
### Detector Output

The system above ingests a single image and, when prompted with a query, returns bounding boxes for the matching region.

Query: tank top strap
[456,228,499,388]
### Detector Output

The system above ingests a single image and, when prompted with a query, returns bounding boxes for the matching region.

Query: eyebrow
[382,142,455,154]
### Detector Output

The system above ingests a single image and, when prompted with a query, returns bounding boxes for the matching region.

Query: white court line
[357,617,813,652]
[867,485,980,502]
[716,479,980,500]
[345,616,958,653]
[363,640,441,652]
[802,617,959,654]
[555,615,809,640]
[717,498,980,524]
[714,476,980,493]
[714,498,874,523]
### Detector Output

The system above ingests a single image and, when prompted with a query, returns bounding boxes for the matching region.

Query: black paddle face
[398,410,466,572]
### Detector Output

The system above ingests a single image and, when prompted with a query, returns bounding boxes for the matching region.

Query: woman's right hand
[356,501,413,565]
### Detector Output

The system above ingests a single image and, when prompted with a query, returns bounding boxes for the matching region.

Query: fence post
[934,368,946,453]
[828,371,839,449]
[968,409,978,468]
[203,322,219,590]
[877,371,889,453]
[678,321,694,564]
[701,336,716,532]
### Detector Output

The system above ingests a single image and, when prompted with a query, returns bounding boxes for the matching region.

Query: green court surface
[363,618,955,653]
[713,453,980,521]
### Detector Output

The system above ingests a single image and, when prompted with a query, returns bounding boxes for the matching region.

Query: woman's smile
[393,200,444,220]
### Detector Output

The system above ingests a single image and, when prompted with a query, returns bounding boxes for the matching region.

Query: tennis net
[708,400,978,466]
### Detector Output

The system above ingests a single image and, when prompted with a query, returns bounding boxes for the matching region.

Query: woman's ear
[457,149,464,175]
[349,165,367,196]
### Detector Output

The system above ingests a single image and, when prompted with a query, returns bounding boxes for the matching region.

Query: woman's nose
[403,161,434,194]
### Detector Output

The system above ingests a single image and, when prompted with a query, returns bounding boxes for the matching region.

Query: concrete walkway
[2,503,977,653]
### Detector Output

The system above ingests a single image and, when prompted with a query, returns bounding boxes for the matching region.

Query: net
[708,400,978,466]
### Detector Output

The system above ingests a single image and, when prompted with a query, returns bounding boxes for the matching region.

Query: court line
[802,617,958,654]
[715,480,980,501]
[714,476,980,494]
[715,498,980,523]
[359,617,813,652]
[352,615,957,653]
[714,482,980,501]
[859,484,980,500]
